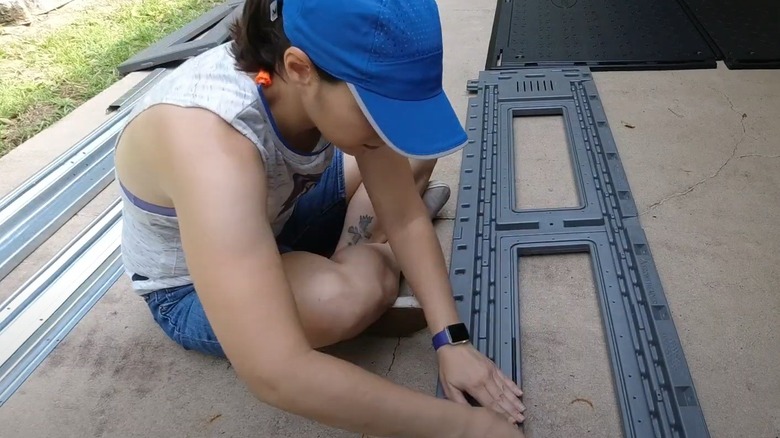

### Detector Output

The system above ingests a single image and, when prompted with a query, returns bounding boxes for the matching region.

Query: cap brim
[348,84,468,159]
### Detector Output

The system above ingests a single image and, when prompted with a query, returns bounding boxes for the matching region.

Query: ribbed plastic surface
[117,1,242,75]
[445,68,710,438]
[676,0,780,68]
[486,0,716,71]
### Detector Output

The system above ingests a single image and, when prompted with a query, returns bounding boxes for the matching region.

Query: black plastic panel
[675,0,780,69]
[443,68,710,437]
[116,1,243,75]
[486,0,716,71]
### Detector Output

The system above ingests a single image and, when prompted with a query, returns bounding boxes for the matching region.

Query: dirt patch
[1,0,128,43]
[0,101,61,148]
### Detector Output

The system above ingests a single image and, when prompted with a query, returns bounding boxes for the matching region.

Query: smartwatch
[432,323,470,351]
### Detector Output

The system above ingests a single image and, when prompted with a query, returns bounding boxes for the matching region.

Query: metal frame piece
[0,72,164,282]
[444,68,710,437]
[116,1,244,75]
[107,68,170,112]
[486,0,716,71]
[0,201,123,406]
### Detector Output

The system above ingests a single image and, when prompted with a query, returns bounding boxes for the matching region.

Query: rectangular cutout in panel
[651,305,670,320]
[675,386,699,407]
[448,69,709,436]
[517,253,623,437]
[513,116,579,210]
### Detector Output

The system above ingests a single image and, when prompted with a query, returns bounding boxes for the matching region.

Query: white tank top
[116,43,335,293]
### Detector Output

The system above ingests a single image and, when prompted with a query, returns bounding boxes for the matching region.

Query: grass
[0,0,222,157]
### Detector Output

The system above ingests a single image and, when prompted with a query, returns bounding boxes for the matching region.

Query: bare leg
[280,155,446,348]
[338,155,439,249]
[281,244,399,349]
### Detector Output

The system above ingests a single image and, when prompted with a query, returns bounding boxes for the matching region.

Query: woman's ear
[283,47,316,86]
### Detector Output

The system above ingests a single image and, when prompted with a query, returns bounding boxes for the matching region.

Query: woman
[114,0,526,436]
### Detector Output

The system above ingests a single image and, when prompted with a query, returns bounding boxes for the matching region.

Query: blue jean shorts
[143,149,347,358]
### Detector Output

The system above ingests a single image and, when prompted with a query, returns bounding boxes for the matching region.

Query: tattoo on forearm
[347,215,374,245]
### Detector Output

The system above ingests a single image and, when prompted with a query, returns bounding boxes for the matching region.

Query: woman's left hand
[437,343,526,424]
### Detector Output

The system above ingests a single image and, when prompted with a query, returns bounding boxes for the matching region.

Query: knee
[375,256,399,308]
[326,249,398,334]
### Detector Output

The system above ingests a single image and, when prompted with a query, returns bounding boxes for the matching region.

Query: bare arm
[356,146,527,425]
[150,108,487,437]
[355,146,461,334]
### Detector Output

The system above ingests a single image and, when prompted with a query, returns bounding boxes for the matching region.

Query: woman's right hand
[465,408,526,438]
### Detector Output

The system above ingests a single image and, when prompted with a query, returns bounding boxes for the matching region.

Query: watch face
[448,323,470,343]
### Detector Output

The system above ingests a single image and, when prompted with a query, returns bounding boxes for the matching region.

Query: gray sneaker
[422,180,451,219]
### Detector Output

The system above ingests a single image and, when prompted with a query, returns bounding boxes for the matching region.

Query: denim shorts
[143,149,347,358]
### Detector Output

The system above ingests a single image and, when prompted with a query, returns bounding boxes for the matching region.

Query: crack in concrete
[385,338,402,376]
[715,88,744,127]
[641,92,748,216]
[739,153,780,159]
[668,107,684,118]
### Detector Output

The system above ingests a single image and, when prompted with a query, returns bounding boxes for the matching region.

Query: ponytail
[229,0,288,75]
[229,0,338,83]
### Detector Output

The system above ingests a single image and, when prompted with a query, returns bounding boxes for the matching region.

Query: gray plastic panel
[116,1,243,75]
[445,68,709,437]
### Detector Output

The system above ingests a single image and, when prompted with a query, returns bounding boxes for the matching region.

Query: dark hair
[229,0,338,82]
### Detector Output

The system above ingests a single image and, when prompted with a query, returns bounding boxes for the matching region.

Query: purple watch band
[432,329,451,351]
[432,323,470,350]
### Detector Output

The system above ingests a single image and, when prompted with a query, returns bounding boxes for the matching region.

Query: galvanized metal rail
[0,68,168,282]
[0,200,123,406]
[0,0,236,409]
[0,69,172,404]
[0,0,238,404]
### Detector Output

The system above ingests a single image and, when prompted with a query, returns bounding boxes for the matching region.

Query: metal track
[0,67,168,405]
[0,200,123,406]
[443,68,710,437]
[107,67,170,112]
[0,72,163,282]
[116,0,243,75]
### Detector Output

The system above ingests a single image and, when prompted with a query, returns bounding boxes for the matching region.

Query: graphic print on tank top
[277,172,323,218]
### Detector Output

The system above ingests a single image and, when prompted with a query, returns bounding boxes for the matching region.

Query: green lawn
[0,0,222,157]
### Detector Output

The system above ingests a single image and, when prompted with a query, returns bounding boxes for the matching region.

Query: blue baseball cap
[282,0,468,159]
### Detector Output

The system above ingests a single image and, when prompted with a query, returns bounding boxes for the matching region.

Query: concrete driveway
[0,0,778,436]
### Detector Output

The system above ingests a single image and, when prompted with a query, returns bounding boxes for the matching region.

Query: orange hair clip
[255,70,272,87]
